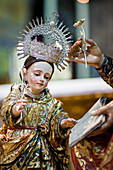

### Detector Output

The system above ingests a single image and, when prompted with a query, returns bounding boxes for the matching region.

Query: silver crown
[17,12,73,71]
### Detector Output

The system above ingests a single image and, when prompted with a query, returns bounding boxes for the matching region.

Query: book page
[69,97,106,148]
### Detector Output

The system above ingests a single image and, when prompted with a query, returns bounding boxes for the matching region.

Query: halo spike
[57,66,62,72]
[67,40,73,43]
[55,20,59,26]
[58,21,64,29]
[23,29,28,34]
[17,36,23,40]
[17,48,23,51]
[64,58,70,64]
[26,25,31,31]
[62,61,67,66]
[17,41,22,43]
[17,44,23,47]
[17,53,24,56]
[60,63,65,70]
[19,55,26,60]
[32,19,37,27]
[41,17,43,25]
[60,25,66,31]
[64,32,70,37]
[36,17,40,25]
[63,28,69,33]
[22,33,26,37]
[66,36,72,40]
[29,21,33,28]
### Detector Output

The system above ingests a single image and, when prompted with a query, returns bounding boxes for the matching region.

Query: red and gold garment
[0,84,70,170]
[71,55,113,170]
[71,128,113,169]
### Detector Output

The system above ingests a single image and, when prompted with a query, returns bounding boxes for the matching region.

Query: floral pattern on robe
[0,84,70,170]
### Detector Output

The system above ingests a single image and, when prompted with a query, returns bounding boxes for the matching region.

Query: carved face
[25,61,53,95]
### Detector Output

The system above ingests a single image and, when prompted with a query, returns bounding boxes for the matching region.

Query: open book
[69,97,107,148]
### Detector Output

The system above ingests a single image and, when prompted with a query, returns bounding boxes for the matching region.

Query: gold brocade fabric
[0,84,70,170]
[71,56,113,170]
[71,128,113,170]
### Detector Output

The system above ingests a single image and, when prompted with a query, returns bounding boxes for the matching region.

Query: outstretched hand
[89,101,113,137]
[68,38,104,68]
[60,118,77,129]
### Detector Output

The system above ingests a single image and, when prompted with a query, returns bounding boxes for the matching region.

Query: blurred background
[0,1,113,169]
[0,0,113,120]
[1,0,113,84]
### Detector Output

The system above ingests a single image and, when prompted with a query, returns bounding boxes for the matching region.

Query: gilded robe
[0,85,70,170]
[71,55,113,170]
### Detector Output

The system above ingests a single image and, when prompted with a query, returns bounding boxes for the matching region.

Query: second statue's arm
[68,38,113,136]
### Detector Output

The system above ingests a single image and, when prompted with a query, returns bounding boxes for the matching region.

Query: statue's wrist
[95,54,106,69]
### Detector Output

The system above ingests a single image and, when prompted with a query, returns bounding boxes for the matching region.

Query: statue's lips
[37,83,44,86]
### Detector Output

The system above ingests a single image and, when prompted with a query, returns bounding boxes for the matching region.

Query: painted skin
[25,61,53,95]
[12,61,76,128]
